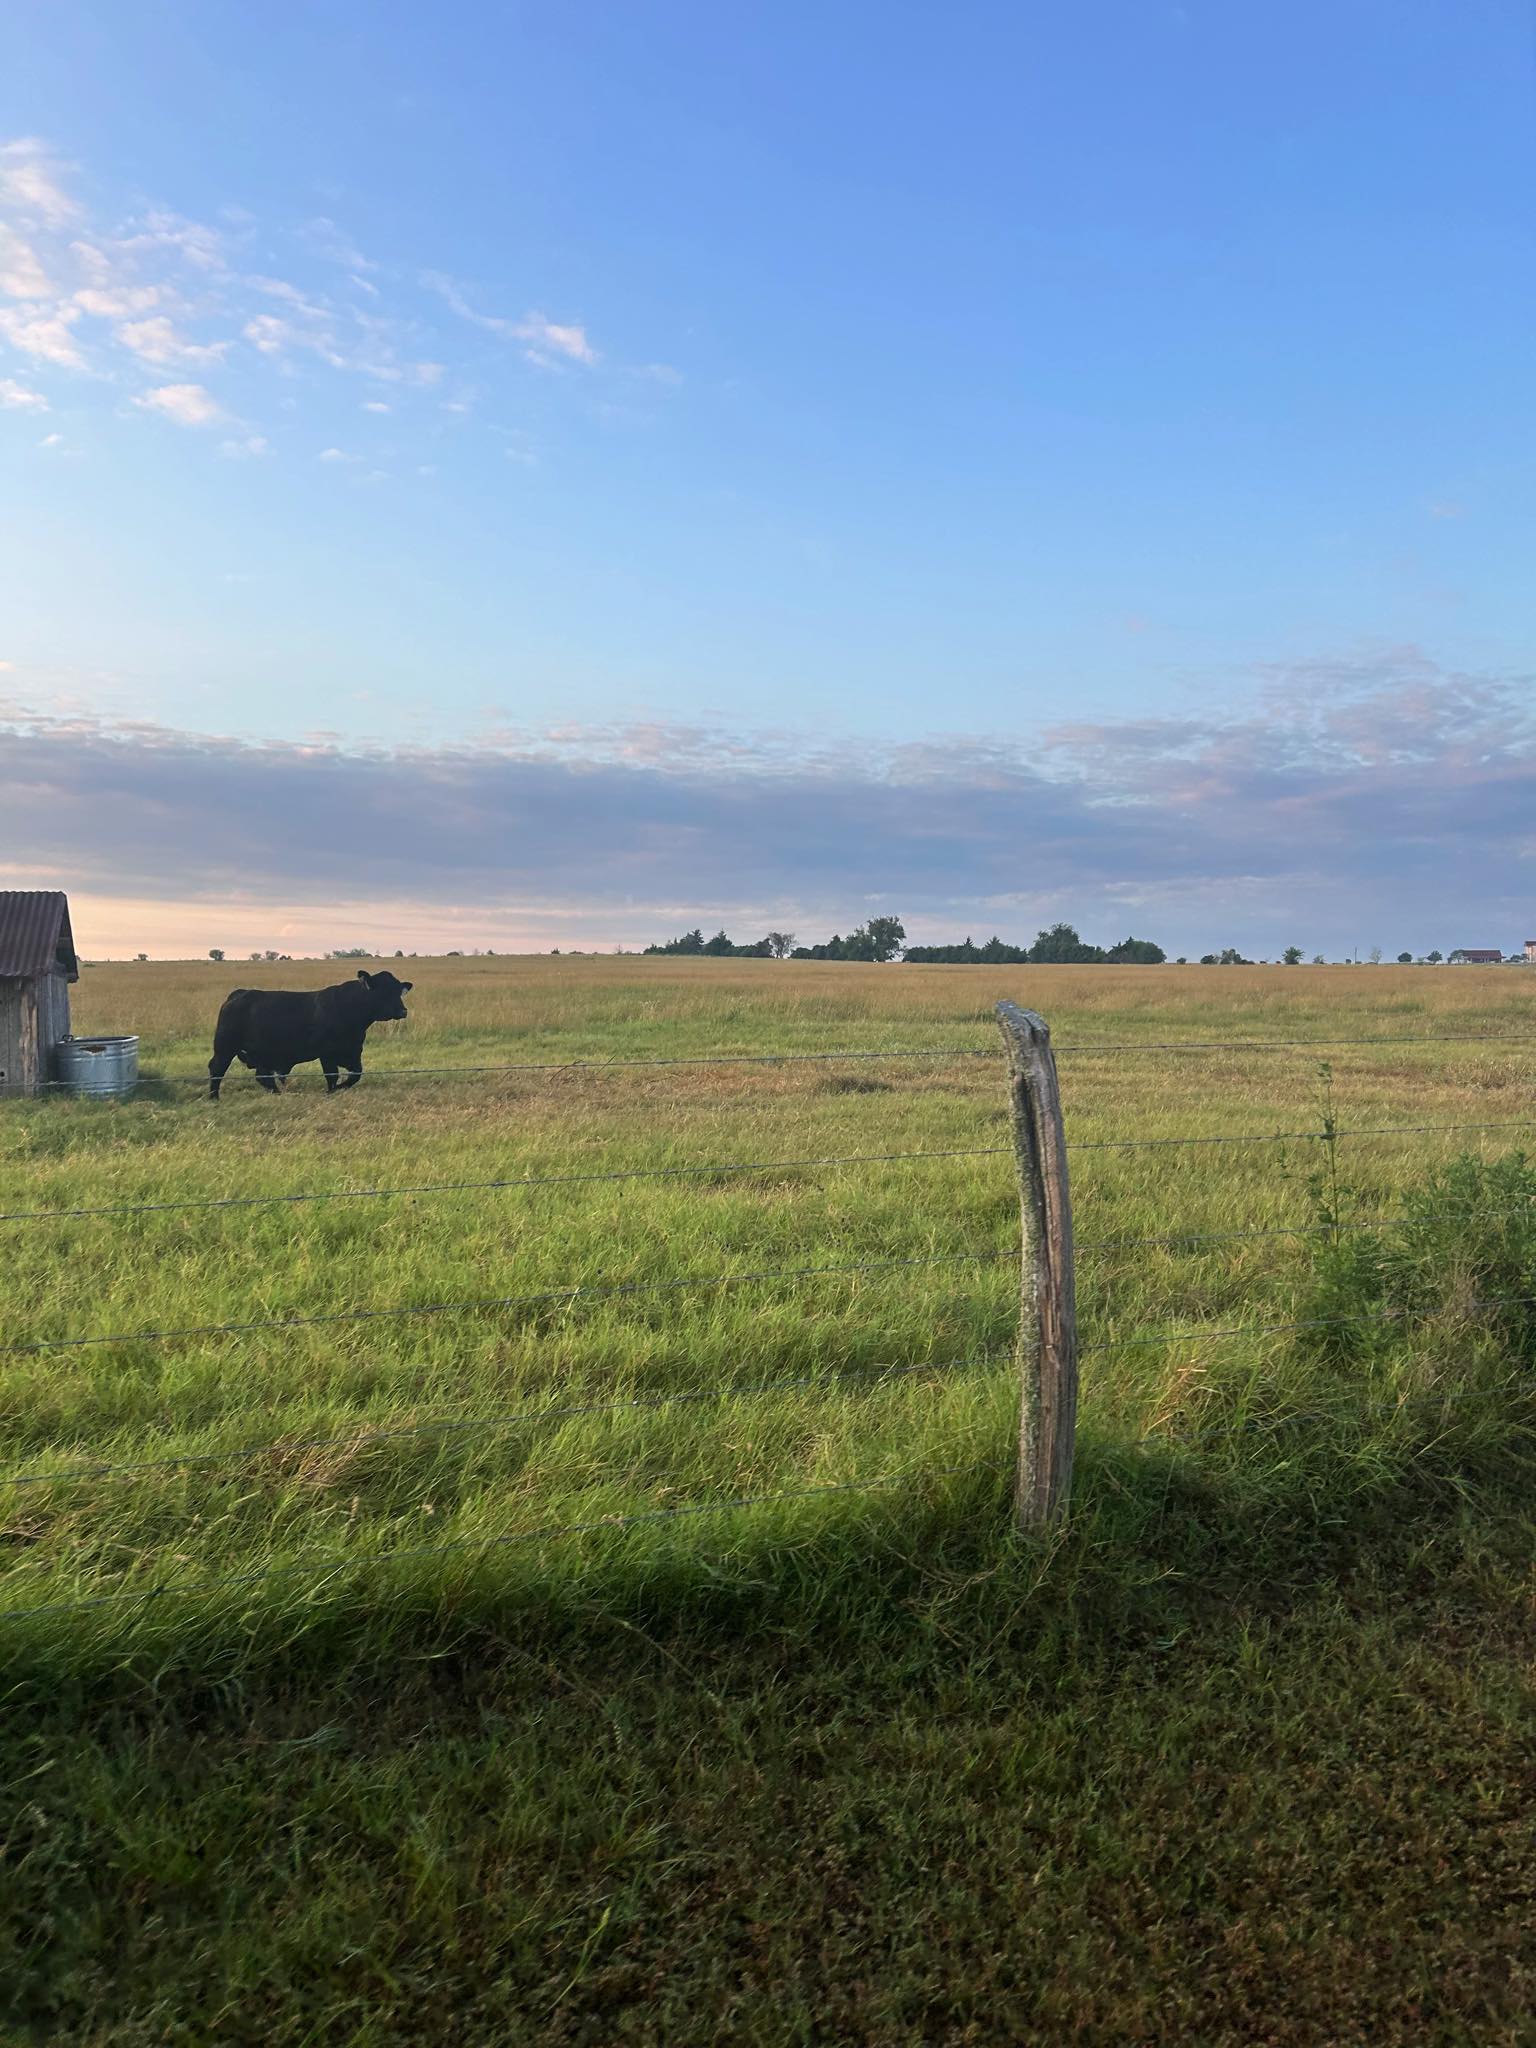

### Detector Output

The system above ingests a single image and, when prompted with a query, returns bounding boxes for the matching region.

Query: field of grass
[4,957,1535,2043]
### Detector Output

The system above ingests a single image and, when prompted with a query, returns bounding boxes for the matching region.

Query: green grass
[4,958,1536,2042]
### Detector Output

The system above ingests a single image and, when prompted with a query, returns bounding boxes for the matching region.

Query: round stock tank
[56,1035,140,1098]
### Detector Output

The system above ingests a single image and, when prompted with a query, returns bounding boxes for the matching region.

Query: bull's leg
[208,1026,242,1101]
[257,1066,289,1093]
[339,1041,364,1089]
[321,1058,341,1092]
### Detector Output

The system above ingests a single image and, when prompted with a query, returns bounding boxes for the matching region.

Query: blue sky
[3,1,1534,957]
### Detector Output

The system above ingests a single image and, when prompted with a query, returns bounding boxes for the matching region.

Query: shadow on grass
[8,1402,1533,1721]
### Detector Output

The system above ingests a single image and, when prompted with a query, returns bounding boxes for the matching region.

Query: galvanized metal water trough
[55,1034,140,1098]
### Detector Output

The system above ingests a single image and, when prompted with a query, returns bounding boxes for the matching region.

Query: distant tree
[858,915,906,962]
[1397,951,1413,964]
[328,946,372,959]
[645,927,708,956]
[701,929,735,956]
[135,952,148,963]
[1106,936,1165,964]
[1282,946,1304,966]
[1367,946,1383,965]
[1175,956,1187,965]
[765,931,796,960]
[208,948,225,963]
[789,917,899,963]
[1312,954,1325,965]
[1210,947,1250,966]
[249,951,262,962]
[1199,953,1217,965]
[1029,922,1105,964]
[905,935,1034,963]
[1426,949,1443,964]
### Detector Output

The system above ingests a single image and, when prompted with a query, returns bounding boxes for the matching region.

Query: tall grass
[3,958,1534,1682]
[7,960,1536,2041]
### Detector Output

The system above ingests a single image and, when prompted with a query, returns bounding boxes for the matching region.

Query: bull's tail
[210,989,261,1101]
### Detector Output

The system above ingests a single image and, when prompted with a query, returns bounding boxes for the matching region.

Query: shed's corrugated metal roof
[0,892,79,982]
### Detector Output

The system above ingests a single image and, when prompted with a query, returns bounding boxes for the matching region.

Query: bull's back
[214,987,312,1051]
[213,984,361,1057]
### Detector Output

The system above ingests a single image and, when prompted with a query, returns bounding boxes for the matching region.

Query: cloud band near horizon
[2,651,1532,957]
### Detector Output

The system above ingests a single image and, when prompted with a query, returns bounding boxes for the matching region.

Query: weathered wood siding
[0,977,40,1094]
[0,972,69,1093]
[36,971,71,1080]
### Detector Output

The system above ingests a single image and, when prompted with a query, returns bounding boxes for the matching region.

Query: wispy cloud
[133,381,223,426]
[0,375,47,409]
[424,273,599,368]
[116,314,227,366]
[3,135,666,453]
[72,282,161,317]
[0,222,53,298]
[512,311,597,367]
[0,139,80,227]
[0,652,1528,953]
[0,302,83,365]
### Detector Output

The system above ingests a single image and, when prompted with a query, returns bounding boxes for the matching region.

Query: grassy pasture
[4,957,1536,2043]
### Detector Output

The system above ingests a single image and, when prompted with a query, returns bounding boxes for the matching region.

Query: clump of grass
[1301,1150,1536,1379]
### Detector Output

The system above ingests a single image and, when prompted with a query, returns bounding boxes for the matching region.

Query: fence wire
[0,1244,1020,1357]
[1069,1117,1536,1153]
[1083,1290,1536,1359]
[9,1023,1536,1101]
[7,1115,1536,1232]
[0,1142,1013,1227]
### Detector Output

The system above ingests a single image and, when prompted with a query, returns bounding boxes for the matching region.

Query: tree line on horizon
[644,919,1168,964]
[183,935,1485,968]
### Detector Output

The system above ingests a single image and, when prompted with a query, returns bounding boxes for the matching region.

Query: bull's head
[358,969,412,1021]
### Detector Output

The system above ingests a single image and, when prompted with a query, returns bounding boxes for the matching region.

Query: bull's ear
[401,981,413,993]
[357,969,373,985]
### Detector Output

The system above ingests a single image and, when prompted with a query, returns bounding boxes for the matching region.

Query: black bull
[208,970,413,1098]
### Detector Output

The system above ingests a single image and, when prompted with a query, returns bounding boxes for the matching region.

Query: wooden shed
[0,891,80,1095]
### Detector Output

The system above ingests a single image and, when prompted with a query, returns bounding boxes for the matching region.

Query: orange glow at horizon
[53,892,645,960]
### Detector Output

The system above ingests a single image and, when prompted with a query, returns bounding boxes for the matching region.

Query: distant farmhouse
[1527,940,1536,964]
[0,890,78,1095]
[1448,948,1504,964]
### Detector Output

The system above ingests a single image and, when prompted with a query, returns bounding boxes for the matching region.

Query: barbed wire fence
[3,1007,1535,1624]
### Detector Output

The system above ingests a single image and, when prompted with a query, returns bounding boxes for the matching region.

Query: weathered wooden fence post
[994,1002,1078,1526]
